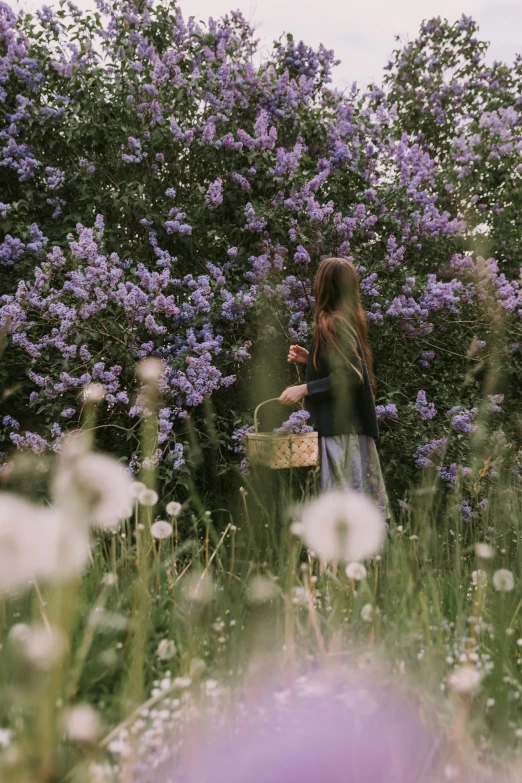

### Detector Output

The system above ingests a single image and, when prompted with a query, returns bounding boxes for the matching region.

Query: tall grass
[1,336,522,781]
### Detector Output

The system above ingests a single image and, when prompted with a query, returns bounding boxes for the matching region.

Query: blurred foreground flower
[62,704,100,743]
[54,438,134,528]
[8,624,66,670]
[0,493,90,592]
[345,562,367,580]
[150,669,447,783]
[448,665,482,696]
[156,640,177,660]
[475,543,495,560]
[182,571,215,604]
[298,490,386,562]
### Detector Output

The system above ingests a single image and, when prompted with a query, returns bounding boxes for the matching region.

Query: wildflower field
[2,1,522,780]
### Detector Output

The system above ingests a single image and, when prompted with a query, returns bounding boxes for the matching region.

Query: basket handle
[253,397,303,434]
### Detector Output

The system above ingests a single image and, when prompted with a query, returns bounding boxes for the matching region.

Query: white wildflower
[345,562,367,581]
[172,676,192,689]
[137,488,158,507]
[137,357,163,382]
[150,520,173,540]
[298,490,385,563]
[471,569,488,587]
[475,542,495,560]
[62,704,100,743]
[448,665,482,695]
[360,603,373,622]
[166,501,182,517]
[156,639,176,660]
[53,452,134,529]
[247,576,278,603]
[493,569,515,592]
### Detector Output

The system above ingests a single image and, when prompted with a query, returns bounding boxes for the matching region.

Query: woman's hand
[287,345,309,365]
[279,384,308,405]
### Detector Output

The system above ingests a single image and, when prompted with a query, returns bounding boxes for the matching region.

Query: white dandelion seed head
[137,488,158,507]
[183,571,215,604]
[130,481,146,498]
[17,625,67,670]
[345,562,367,581]
[448,665,482,695]
[53,452,134,530]
[475,542,495,560]
[7,623,31,646]
[156,639,177,660]
[299,490,385,563]
[62,704,100,743]
[166,501,182,517]
[83,383,106,403]
[360,603,373,623]
[0,494,90,592]
[151,520,173,540]
[247,576,278,604]
[471,569,488,587]
[493,569,515,592]
[137,357,163,382]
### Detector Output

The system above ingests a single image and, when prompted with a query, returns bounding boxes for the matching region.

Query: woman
[279,257,389,517]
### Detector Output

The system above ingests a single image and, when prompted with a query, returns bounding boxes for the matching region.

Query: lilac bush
[0,3,521,501]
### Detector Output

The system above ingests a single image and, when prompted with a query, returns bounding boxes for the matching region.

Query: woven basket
[247,398,318,470]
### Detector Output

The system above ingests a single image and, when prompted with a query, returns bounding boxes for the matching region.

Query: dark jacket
[304,320,379,439]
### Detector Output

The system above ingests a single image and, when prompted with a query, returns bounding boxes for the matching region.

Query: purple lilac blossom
[275,410,313,435]
[375,403,398,420]
[488,394,504,412]
[448,406,478,433]
[414,390,437,420]
[414,438,447,468]
[205,177,223,209]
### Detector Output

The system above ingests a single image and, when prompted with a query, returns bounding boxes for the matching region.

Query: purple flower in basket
[275,410,314,435]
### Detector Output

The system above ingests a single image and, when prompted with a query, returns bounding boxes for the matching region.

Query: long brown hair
[312,257,376,396]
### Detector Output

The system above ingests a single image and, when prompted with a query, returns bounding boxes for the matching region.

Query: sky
[11,0,522,90]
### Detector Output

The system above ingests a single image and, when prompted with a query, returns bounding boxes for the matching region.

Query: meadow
[1,0,522,780]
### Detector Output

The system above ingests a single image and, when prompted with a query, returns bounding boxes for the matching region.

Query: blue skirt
[319,434,390,519]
